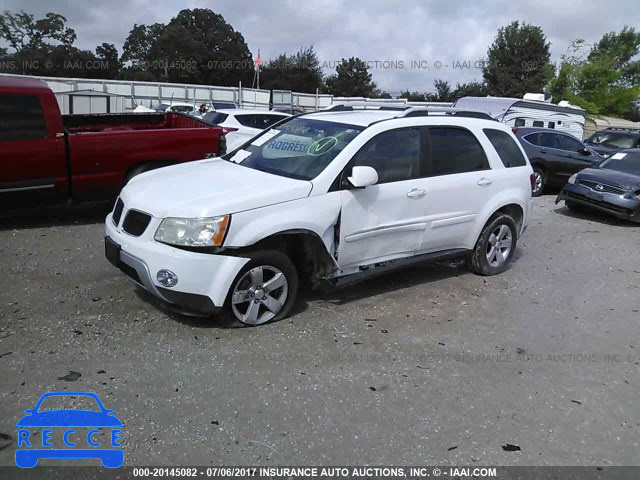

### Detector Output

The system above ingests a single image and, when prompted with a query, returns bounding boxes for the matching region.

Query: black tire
[122,165,148,186]
[532,166,546,197]
[221,250,298,326]
[467,213,518,276]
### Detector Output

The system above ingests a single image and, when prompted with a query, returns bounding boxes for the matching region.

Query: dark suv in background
[513,127,602,196]
[584,128,640,158]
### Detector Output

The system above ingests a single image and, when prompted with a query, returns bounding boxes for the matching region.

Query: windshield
[599,152,640,175]
[227,117,364,180]
[202,112,229,125]
[585,132,636,149]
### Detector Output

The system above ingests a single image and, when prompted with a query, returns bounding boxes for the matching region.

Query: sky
[1,0,636,94]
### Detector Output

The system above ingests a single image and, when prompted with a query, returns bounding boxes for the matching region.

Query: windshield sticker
[229,149,252,163]
[610,153,627,160]
[262,134,314,158]
[251,129,280,147]
[307,137,338,156]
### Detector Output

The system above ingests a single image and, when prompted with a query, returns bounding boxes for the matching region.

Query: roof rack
[604,127,640,132]
[322,101,411,112]
[399,106,497,121]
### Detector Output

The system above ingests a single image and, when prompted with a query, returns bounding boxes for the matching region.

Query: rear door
[0,92,67,207]
[416,127,496,253]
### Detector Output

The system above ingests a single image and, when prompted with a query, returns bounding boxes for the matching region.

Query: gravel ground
[0,196,639,468]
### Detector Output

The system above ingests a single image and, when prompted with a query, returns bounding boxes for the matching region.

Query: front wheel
[224,250,298,326]
[467,214,518,276]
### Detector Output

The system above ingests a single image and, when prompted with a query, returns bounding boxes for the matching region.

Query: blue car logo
[15,391,123,468]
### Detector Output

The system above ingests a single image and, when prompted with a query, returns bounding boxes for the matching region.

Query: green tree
[0,10,76,52]
[121,9,253,85]
[549,29,640,118]
[325,57,377,97]
[483,21,553,97]
[95,42,120,79]
[371,88,392,99]
[260,46,324,93]
[429,79,454,102]
[451,81,488,99]
[399,90,428,101]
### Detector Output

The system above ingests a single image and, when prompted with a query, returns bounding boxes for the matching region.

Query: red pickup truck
[0,76,226,207]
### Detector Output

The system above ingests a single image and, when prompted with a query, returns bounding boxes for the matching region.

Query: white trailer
[453,96,586,138]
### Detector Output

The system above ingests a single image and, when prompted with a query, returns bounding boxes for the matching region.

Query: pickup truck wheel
[467,214,518,276]
[225,250,298,326]
[532,167,545,197]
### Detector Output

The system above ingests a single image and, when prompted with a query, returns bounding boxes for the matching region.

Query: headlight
[154,215,230,247]
[568,173,578,184]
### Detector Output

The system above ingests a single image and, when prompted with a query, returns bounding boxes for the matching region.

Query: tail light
[512,128,519,133]
[530,173,536,189]
[221,127,238,134]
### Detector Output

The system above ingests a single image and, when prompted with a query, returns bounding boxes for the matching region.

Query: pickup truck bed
[0,75,225,208]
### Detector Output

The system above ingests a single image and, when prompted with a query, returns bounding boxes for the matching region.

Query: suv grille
[579,179,626,195]
[122,210,152,236]
[112,198,124,226]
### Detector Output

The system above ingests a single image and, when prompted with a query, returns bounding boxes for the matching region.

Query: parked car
[201,109,291,151]
[0,76,225,207]
[583,128,640,158]
[105,105,534,325]
[556,149,640,222]
[151,102,196,114]
[512,127,602,196]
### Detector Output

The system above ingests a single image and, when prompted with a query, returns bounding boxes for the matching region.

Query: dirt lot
[0,196,639,467]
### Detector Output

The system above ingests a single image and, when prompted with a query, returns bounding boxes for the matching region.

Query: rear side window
[235,114,259,128]
[514,118,525,127]
[0,94,47,141]
[202,112,228,125]
[484,129,527,167]
[532,120,544,127]
[427,127,489,176]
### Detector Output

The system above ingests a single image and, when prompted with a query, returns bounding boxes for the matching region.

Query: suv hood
[120,159,313,218]
[577,167,640,191]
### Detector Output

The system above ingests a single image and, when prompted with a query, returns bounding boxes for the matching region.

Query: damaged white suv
[105,104,534,325]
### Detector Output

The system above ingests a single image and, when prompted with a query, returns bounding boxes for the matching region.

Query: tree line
[0,9,638,119]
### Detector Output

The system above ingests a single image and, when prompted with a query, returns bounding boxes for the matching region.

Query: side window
[523,133,541,146]
[514,118,526,127]
[351,128,421,184]
[259,115,287,129]
[235,115,259,128]
[548,122,555,129]
[483,129,527,167]
[556,134,584,152]
[0,94,47,142]
[532,120,544,127]
[539,132,561,149]
[427,127,489,176]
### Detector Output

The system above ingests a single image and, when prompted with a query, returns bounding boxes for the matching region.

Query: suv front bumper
[105,213,250,314]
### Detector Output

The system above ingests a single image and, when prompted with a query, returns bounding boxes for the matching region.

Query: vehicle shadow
[0,202,112,231]
[553,204,639,227]
[162,251,524,329]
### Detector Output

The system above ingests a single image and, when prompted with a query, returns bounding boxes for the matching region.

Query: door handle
[406,188,426,198]
[477,178,492,186]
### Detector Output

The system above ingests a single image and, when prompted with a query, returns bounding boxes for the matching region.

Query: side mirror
[347,166,378,188]
[578,148,591,156]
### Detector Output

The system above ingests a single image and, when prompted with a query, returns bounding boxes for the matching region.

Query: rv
[453,95,586,139]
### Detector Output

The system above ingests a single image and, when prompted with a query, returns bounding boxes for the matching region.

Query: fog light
[157,269,178,287]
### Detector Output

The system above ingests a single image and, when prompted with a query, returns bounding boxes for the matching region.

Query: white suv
[105,105,534,325]
[201,109,291,151]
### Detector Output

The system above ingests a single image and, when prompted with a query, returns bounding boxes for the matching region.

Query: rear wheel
[532,167,545,197]
[467,214,518,276]
[224,250,298,326]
